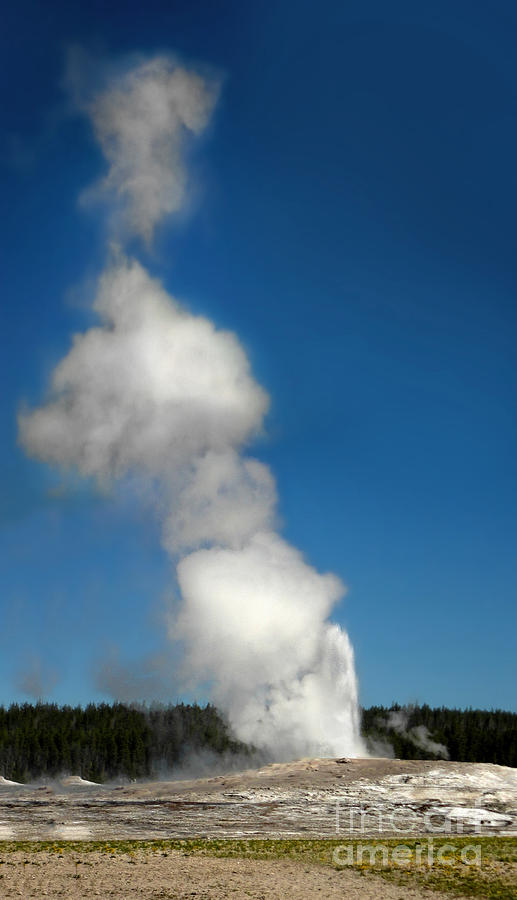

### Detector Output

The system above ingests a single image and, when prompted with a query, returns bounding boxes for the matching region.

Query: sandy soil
[0,848,453,899]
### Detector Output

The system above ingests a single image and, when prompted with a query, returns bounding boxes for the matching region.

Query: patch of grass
[327,837,517,899]
[0,837,515,898]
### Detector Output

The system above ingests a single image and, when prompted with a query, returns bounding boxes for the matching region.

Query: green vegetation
[0,701,515,782]
[362,704,517,765]
[0,702,250,783]
[0,837,515,899]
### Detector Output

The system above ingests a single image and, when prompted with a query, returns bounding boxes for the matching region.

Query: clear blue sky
[1,0,516,711]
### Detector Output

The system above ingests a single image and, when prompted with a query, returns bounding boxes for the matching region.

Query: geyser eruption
[177,536,362,757]
[19,53,365,759]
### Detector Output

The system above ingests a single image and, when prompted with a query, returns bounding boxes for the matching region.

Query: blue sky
[1,0,516,711]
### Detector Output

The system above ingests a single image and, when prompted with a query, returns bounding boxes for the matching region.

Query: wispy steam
[93,647,176,703]
[386,709,449,759]
[15,655,59,700]
[18,53,365,760]
[68,52,218,242]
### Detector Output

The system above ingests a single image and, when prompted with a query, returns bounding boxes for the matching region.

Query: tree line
[0,701,515,782]
[361,704,517,766]
[0,702,250,783]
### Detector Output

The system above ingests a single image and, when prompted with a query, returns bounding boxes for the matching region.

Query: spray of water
[19,53,365,759]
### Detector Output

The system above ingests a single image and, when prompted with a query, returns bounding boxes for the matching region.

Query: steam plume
[70,53,218,242]
[18,53,365,759]
[386,709,449,759]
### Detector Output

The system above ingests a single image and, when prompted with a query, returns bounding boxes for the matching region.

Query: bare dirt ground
[0,847,454,899]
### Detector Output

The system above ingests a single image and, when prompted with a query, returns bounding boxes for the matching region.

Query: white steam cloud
[18,54,365,759]
[20,257,268,485]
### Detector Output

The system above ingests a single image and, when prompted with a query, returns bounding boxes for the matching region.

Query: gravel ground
[0,849,453,898]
